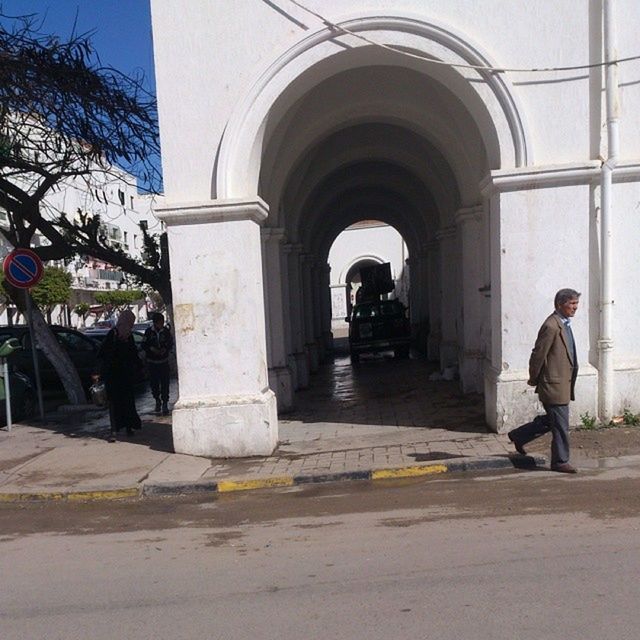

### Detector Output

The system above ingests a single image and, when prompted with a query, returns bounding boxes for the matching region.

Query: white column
[262,228,294,411]
[455,206,485,393]
[416,245,431,354]
[426,241,441,361]
[437,226,459,369]
[311,260,325,362]
[279,242,298,392]
[320,264,334,350]
[301,253,319,372]
[155,198,277,457]
[284,243,309,388]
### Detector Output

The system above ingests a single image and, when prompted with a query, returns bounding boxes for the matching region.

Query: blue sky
[1,1,158,188]
[1,0,156,92]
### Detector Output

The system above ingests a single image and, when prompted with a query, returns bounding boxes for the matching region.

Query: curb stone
[0,454,547,503]
[141,454,547,497]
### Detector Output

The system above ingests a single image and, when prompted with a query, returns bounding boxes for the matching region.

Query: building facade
[0,168,157,327]
[151,0,640,457]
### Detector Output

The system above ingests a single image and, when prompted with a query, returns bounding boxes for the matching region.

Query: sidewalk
[2,354,637,502]
[0,362,537,501]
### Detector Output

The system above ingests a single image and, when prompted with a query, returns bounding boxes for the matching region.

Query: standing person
[97,309,143,442]
[508,289,581,473]
[142,312,173,415]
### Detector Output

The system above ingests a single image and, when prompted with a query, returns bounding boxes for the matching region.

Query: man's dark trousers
[148,361,170,403]
[509,404,570,465]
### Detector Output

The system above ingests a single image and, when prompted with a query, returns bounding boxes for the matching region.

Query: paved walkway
[0,352,541,501]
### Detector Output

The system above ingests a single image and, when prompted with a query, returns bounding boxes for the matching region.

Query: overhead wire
[285,0,640,74]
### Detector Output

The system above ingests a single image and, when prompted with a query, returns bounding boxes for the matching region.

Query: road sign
[3,248,44,289]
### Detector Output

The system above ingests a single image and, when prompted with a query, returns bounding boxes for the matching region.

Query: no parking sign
[2,248,46,423]
[3,248,44,289]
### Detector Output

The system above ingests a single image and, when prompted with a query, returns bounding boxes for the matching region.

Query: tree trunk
[5,284,87,404]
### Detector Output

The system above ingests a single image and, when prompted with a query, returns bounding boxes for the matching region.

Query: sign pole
[25,290,45,420]
[3,249,46,422]
[2,357,11,432]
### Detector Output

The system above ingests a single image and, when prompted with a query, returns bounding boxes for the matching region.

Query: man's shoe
[154,399,162,414]
[161,402,169,416]
[551,462,578,474]
[508,433,527,456]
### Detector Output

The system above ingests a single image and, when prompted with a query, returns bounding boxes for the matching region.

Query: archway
[157,11,531,456]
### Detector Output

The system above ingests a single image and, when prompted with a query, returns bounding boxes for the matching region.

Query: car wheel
[350,352,360,364]
[395,348,410,359]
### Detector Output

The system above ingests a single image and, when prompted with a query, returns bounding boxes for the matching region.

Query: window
[56,331,95,352]
[118,189,125,205]
[140,220,148,231]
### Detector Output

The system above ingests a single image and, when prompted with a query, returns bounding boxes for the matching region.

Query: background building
[151,0,640,456]
[328,221,408,337]
[0,167,159,327]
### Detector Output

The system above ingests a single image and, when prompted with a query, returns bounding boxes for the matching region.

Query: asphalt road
[2,463,640,640]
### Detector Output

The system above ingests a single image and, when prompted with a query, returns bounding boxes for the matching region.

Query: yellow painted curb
[67,488,140,501]
[217,476,295,493]
[371,464,449,480]
[0,488,140,503]
[0,492,64,503]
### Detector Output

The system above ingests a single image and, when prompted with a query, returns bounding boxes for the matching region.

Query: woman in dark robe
[97,309,142,442]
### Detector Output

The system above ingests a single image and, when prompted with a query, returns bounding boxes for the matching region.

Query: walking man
[142,312,173,415]
[508,288,581,473]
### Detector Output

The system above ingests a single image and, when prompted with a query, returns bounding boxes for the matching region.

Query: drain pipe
[599,0,619,423]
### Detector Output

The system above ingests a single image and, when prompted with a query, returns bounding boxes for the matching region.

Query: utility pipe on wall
[599,0,619,423]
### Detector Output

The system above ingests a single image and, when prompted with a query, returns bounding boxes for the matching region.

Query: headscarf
[115,309,136,340]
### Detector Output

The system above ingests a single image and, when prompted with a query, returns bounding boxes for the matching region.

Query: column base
[268,365,294,413]
[460,350,484,394]
[172,390,278,457]
[306,342,319,373]
[287,353,299,390]
[439,340,458,369]
[426,331,441,361]
[484,363,598,433]
[294,351,309,388]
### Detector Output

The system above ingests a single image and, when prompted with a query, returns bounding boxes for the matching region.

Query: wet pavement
[1,348,539,500]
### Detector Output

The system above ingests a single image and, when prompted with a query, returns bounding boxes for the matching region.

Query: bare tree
[0,11,167,403]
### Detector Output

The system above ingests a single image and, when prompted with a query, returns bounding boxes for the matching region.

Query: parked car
[0,370,36,424]
[347,299,411,363]
[0,325,102,392]
[82,327,147,370]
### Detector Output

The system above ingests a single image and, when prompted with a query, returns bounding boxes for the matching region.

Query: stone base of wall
[268,365,294,413]
[172,390,278,457]
[484,363,598,433]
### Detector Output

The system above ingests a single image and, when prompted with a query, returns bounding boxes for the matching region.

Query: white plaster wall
[611,180,640,369]
[148,0,640,202]
[327,223,408,319]
[495,185,593,374]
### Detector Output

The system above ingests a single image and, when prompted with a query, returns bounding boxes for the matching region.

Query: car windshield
[353,303,378,319]
[353,301,403,319]
[379,301,404,316]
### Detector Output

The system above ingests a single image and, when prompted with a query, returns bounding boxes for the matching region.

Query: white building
[0,168,158,326]
[328,221,409,333]
[150,0,640,457]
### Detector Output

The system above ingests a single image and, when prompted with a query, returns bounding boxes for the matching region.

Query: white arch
[338,254,388,286]
[215,13,531,199]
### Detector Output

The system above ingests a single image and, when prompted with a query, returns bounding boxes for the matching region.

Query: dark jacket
[142,325,173,365]
[528,313,578,405]
[97,328,142,384]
